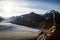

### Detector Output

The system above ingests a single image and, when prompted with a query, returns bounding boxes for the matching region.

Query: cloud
[0,1,47,18]
[0,0,60,18]
[22,1,60,11]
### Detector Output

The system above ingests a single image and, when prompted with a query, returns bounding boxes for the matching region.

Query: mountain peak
[49,10,59,14]
[30,12,36,14]
[51,10,56,12]
[50,10,56,13]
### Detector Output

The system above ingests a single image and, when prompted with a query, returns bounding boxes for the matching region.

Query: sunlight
[1,1,14,13]
[0,1,30,18]
[1,1,29,13]
[0,0,47,18]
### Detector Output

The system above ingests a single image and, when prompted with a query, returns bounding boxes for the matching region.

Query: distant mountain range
[0,16,4,22]
[1,10,60,29]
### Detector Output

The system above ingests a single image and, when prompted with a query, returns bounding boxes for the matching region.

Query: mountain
[43,10,60,40]
[2,12,46,29]
[0,16,4,22]
[2,10,60,29]
[43,10,60,29]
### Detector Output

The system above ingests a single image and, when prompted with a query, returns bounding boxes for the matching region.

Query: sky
[0,0,60,18]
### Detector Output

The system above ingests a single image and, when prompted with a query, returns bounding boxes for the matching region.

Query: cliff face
[38,10,60,40]
[51,12,60,40]
[44,10,60,28]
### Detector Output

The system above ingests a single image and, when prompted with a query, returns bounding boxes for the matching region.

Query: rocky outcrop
[37,25,56,40]
[37,10,60,40]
